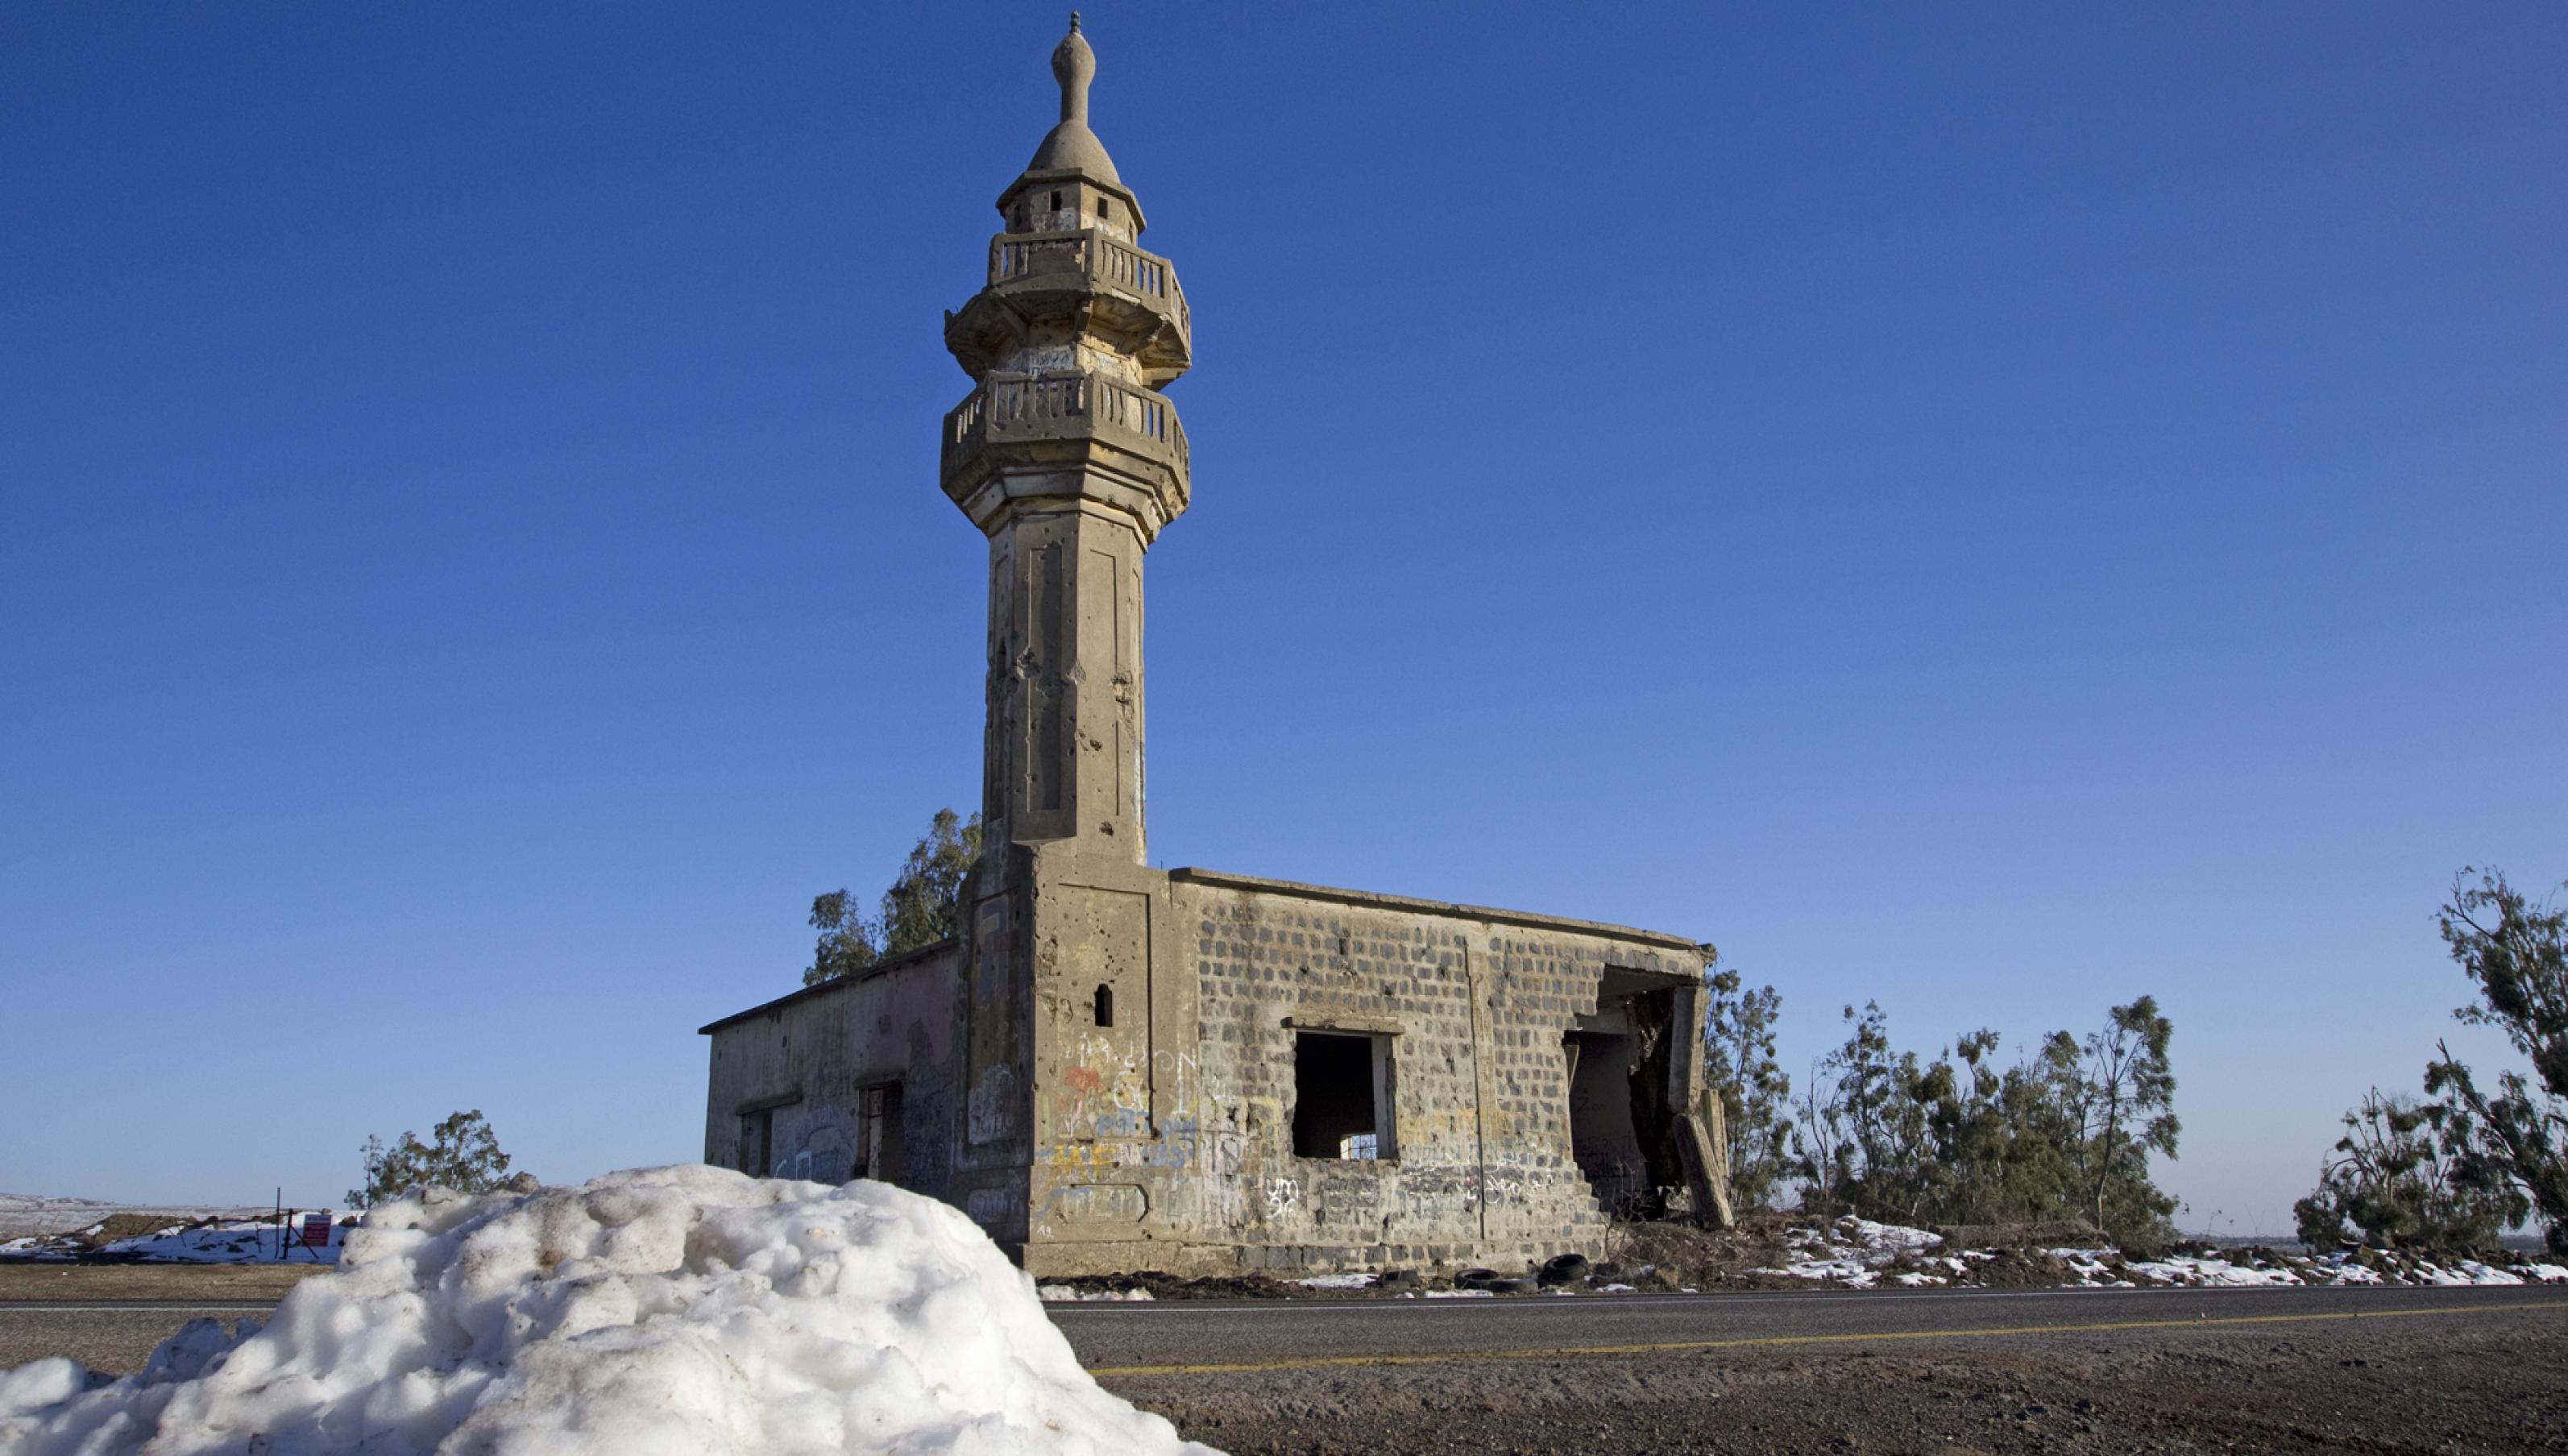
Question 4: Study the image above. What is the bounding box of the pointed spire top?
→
[1052,14,1096,127]
[999,16,1141,230]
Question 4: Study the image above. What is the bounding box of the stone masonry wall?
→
[1019,869,1703,1276]
[700,943,964,1199]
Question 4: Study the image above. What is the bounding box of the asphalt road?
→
[1049,1282,2566,1373]
[6,1280,2558,1379]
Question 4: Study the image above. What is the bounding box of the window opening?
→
[1292,1031,1396,1159]
[1049,189,1062,212]
[1099,197,1111,220]
[1093,984,1114,1027]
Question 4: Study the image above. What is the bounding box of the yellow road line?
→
[1086,1299,2568,1378]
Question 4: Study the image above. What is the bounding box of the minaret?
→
[943,15,1191,871]
[941,20,1192,1207]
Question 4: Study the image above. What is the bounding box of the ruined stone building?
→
[700,20,1720,1278]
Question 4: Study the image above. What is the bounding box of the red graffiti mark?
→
[1064,1065,1105,1094]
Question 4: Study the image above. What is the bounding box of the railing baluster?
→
[948,375,1184,475]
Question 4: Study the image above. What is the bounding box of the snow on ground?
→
[1294,1272,1375,1290]
[0,1197,272,1244]
[2048,1248,2128,1285]
[1037,1285,1156,1301]
[0,1166,1222,1456]
[2121,1254,2305,1288]
[1742,1217,2568,1292]
[1844,1217,1945,1259]
[1753,1214,1949,1286]
[2,1217,347,1265]
[2413,1259,2527,1286]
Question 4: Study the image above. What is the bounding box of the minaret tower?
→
[942,14,1190,870]
[941,19,1193,1227]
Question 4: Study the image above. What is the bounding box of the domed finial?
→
[1052,15,1096,127]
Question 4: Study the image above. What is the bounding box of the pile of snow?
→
[0,1166,1220,1456]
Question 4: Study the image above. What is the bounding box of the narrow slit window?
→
[1049,189,1062,212]
[1093,984,1114,1028]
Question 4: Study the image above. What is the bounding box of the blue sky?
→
[4,2,2562,1236]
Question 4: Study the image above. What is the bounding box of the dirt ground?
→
[0,1263,328,1302]
[1109,1306,2568,1454]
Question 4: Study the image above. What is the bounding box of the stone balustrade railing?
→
[989,230,1190,342]
[942,371,1189,485]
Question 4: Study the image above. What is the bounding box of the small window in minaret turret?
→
[1098,198,1111,222]
[1049,189,1062,213]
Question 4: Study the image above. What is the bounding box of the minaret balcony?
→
[993,228,1190,342]
[940,371,1191,539]
[944,229,1191,387]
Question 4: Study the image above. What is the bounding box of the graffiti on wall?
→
[769,1102,855,1184]
[967,1064,1018,1146]
[1048,1031,1157,1141]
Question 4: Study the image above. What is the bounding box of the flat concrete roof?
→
[696,937,956,1035]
